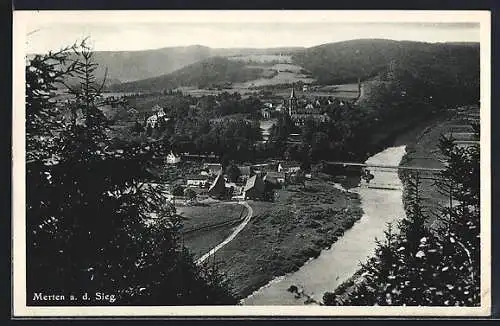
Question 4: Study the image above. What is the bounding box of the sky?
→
[19,11,483,53]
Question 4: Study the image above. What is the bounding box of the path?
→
[196,201,253,265]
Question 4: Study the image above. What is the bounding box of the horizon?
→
[22,18,480,54]
[63,37,481,54]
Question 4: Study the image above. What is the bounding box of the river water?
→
[242,145,407,305]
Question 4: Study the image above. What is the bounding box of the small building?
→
[208,172,226,198]
[287,133,303,144]
[238,165,254,180]
[263,171,286,186]
[302,85,309,92]
[261,108,271,119]
[166,151,181,164]
[146,114,158,128]
[278,161,301,173]
[128,108,139,116]
[186,175,209,187]
[203,163,223,176]
[243,175,265,200]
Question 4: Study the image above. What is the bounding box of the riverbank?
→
[243,146,407,305]
[209,174,362,299]
[322,112,455,304]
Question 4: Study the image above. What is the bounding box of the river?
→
[242,145,407,305]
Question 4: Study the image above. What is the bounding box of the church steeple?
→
[289,85,297,116]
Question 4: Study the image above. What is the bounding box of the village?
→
[136,85,345,208]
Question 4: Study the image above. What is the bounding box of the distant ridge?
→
[29,45,304,84]
[107,39,479,94]
[107,56,267,92]
[292,38,479,85]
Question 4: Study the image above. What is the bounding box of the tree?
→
[131,120,144,134]
[184,188,197,201]
[225,164,242,183]
[26,42,236,305]
[171,184,185,197]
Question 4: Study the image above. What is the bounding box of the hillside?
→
[292,39,479,89]
[107,57,266,92]
[103,39,479,102]
[85,45,214,83]
[29,45,304,84]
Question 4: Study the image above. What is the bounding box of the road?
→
[196,201,253,265]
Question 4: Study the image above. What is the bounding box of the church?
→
[287,86,330,126]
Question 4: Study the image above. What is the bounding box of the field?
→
[227,54,293,64]
[233,64,314,88]
[398,109,478,226]
[179,202,248,259]
[207,174,363,298]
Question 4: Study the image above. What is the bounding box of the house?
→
[146,114,158,128]
[278,161,301,173]
[128,108,139,116]
[166,151,181,164]
[238,165,254,180]
[243,175,265,200]
[145,105,169,129]
[302,85,309,92]
[186,175,209,187]
[287,86,329,126]
[263,171,286,186]
[203,163,223,176]
[146,112,169,129]
[208,172,226,198]
[252,163,278,173]
[261,108,271,119]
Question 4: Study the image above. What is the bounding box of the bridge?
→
[324,161,445,172]
[325,161,446,191]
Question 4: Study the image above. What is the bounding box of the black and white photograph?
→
[12,10,491,317]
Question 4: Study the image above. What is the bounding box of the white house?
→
[278,162,301,173]
[166,151,181,164]
[186,175,209,187]
[146,115,158,128]
[146,105,169,129]
[261,108,271,119]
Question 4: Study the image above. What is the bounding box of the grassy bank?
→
[179,203,247,259]
[209,174,362,299]
[398,113,460,227]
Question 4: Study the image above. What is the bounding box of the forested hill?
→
[107,57,265,92]
[87,45,214,83]
[29,45,303,84]
[292,39,480,88]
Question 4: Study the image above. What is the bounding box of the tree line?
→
[26,41,236,305]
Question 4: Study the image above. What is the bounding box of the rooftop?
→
[243,175,265,192]
[186,175,209,181]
